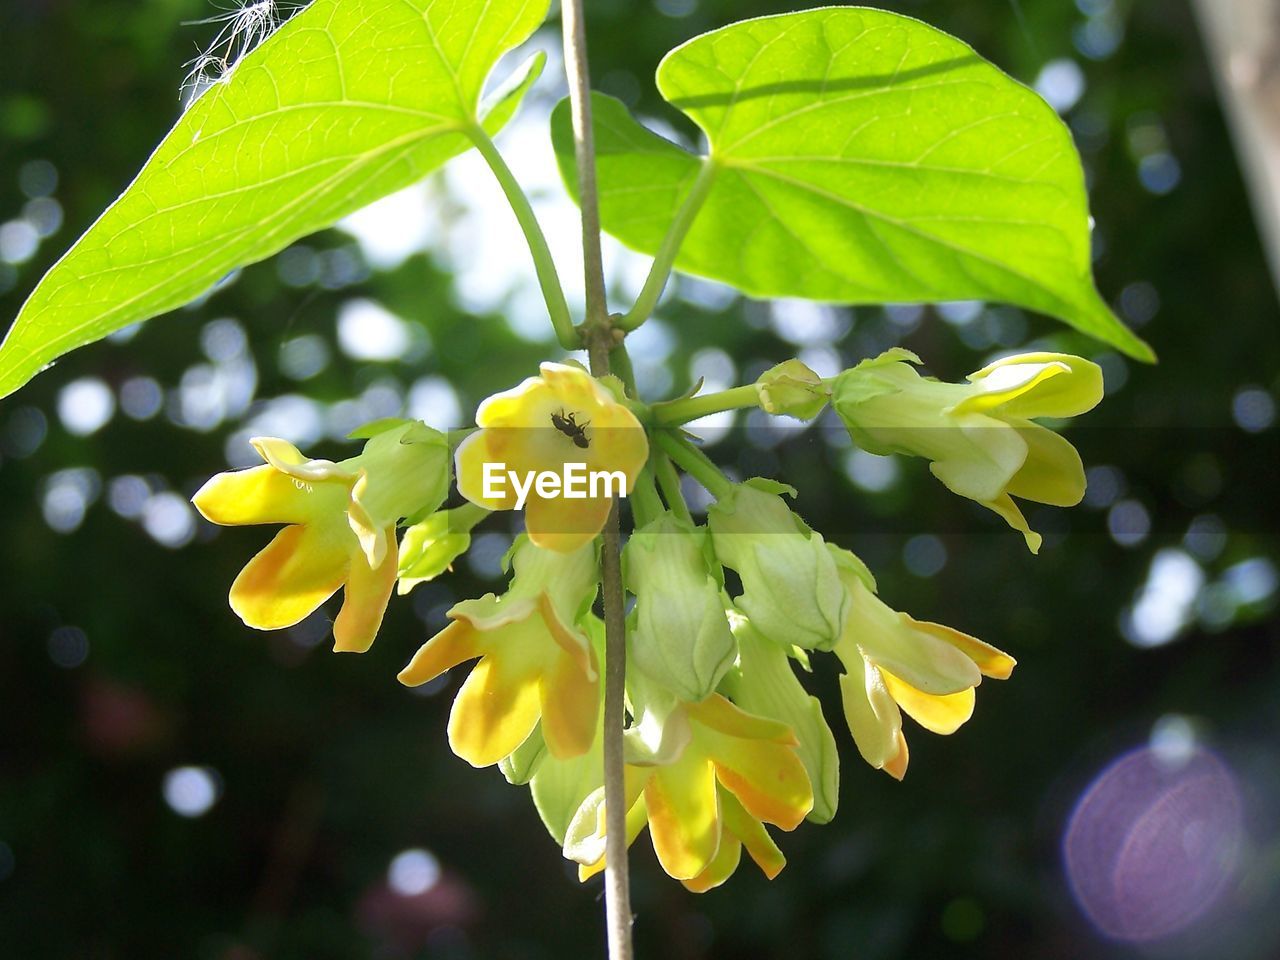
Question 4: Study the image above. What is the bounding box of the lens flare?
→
[1063,745,1243,942]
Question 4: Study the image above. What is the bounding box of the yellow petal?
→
[847,580,980,695]
[983,493,1043,554]
[251,436,348,483]
[839,660,903,771]
[1006,422,1086,507]
[881,670,975,735]
[928,415,1029,504]
[455,431,519,510]
[397,619,483,687]
[720,789,786,880]
[332,530,397,653]
[704,736,812,831]
[645,750,721,880]
[537,591,597,682]
[682,832,742,893]
[447,654,543,768]
[474,372,553,428]
[540,647,599,760]
[525,493,613,554]
[963,353,1103,419]
[909,617,1016,679]
[686,694,797,746]
[229,524,347,630]
[882,731,909,780]
[192,464,345,526]
[346,470,388,568]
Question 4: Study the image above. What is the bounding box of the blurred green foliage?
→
[1,1,1278,958]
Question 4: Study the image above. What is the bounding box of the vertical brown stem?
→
[561,2,634,958]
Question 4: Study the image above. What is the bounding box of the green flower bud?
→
[721,610,840,823]
[339,420,451,568]
[707,483,849,651]
[396,509,472,595]
[624,514,736,702]
[348,420,451,528]
[756,359,829,420]
[499,724,547,785]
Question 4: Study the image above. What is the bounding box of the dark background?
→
[1,0,1278,957]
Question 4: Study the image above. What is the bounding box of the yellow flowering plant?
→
[0,0,1156,952]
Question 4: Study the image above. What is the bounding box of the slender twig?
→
[560,1,633,957]
[469,127,578,349]
[618,160,718,331]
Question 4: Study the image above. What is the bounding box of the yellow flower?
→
[192,422,449,653]
[830,549,1015,779]
[832,350,1103,552]
[565,694,812,890]
[455,362,649,553]
[398,536,600,767]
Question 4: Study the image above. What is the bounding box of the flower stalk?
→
[655,430,734,500]
[560,0,634,955]
[654,384,760,425]
[619,159,718,331]
[469,128,577,350]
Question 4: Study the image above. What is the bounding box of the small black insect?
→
[550,409,590,449]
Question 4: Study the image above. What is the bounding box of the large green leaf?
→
[0,0,549,398]
[553,7,1153,361]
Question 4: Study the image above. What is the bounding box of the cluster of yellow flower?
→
[193,351,1102,891]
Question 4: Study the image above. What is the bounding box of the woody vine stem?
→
[559,0,635,957]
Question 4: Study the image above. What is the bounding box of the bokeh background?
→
[2,0,1278,957]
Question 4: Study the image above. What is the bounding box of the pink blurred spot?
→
[1063,747,1243,942]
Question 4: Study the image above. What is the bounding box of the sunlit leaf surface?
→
[0,0,549,398]
[554,8,1152,360]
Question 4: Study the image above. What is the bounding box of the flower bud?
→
[624,513,736,702]
[755,359,828,420]
[708,483,848,651]
[396,509,471,595]
[346,420,451,567]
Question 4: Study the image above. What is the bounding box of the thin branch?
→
[562,0,610,333]
[560,1,634,958]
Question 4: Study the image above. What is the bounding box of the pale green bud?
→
[707,483,849,651]
[624,513,736,702]
[499,724,547,785]
[396,510,471,595]
[501,533,600,628]
[756,358,829,420]
[346,420,451,527]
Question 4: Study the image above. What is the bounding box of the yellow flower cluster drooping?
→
[194,350,1102,892]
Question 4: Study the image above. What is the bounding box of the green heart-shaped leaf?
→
[554,7,1152,361]
[0,0,550,398]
